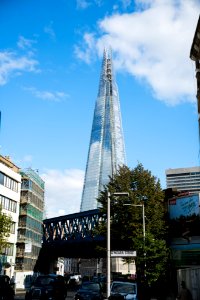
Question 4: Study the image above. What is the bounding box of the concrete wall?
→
[177,267,200,300]
[15,271,34,290]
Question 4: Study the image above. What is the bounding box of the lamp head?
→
[112,192,129,197]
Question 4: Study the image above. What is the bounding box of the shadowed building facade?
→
[80,49,126,212]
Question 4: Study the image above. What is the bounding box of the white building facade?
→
[0,155,21,278]
[166,167,200,194]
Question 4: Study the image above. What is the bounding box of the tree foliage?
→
[95,163,169,285]
[0,206,12,254]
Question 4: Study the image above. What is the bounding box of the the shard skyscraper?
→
[80,49,126,212]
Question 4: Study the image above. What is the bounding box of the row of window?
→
[2,243,14,256]
[21,191,44,210]
[167,177,200,182]
[18,228,42,243]
[0,195,17,213]
[166,172,200,177]
[20,204,43,220]
[167,182,200,187]
[15,257,36,271]
[19,215,42,232]
[21,179,44,198]
[16,243,40,257]
[0,173,45,200]
[167,183,200,189]
[0,172,18,192]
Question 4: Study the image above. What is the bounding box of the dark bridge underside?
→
[34,237,106,273]
[35,209,132,273]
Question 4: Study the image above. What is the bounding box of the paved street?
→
[14,289,76,300]
[14,290,26,300]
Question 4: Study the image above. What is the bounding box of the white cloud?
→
[76,0,91,9]
[23,86,69,102]
[74,33,95,63]
[75,0,200,105]
[0,51,38,85]
[41,169,84,218]
[44,22,56,40]
[17,36,36,50]
[120,0,132,9]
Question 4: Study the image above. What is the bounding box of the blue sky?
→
[0,0,200,218]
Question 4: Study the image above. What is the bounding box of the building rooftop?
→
[166,166,200,175]
[190,15,200,61]
[0,155,20,173]
[20,168,45,189]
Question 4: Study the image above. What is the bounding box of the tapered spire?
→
[80,49,126,212]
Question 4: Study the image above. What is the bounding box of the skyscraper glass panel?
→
[80,49,126,212]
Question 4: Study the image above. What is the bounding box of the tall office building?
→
[166,167,200,194]
[80,49,126,212]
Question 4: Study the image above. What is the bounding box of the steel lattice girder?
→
[42,209,105,244]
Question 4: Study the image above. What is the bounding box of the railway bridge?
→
[35,209,106,273]
[35,208,132,273]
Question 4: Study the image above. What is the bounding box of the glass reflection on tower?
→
[80,49,126,212]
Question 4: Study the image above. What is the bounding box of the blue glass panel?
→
[80,49,126,212]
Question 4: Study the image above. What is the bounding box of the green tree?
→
[95,163,169,286]
[0,206,12,254]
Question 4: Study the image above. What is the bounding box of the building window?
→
[0,172,18,192]
[10,222,16,234]
[21,179,30,190]
[2,243,14,256]
[0,195,17,213]
[0,173,4,185]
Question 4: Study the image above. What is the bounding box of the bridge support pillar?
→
[49,258,58,274]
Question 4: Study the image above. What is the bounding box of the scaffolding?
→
[15,168,45,272]
[20,168,45,190]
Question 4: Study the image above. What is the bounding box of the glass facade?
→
[80,49,126,212]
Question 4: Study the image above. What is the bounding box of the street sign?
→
[25,242,32,253]
[111,250,136,257]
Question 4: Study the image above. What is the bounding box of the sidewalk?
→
[15,289,25,294]
[14,289,26,300]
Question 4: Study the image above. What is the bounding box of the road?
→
[14,290,26,300]
[14,289,76,300]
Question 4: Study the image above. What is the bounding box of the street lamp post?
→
[107,191,129,299]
